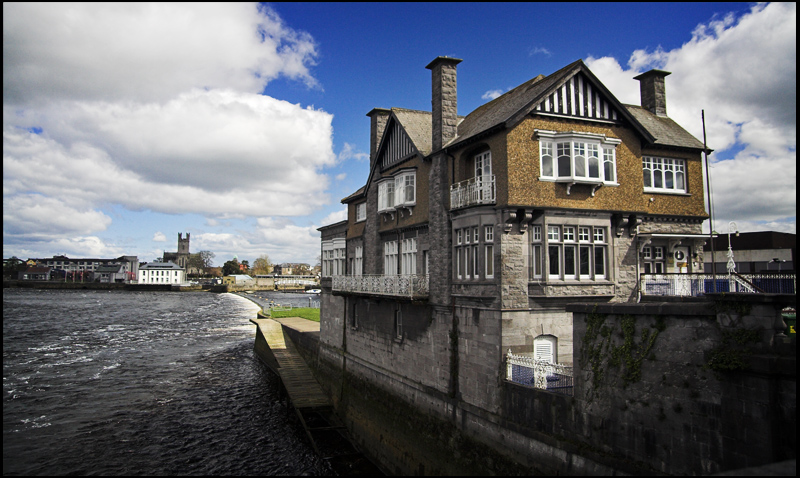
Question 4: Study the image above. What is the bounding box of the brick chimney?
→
[426,56,462,151]
[366,108,391,168]
[633,69,671,117]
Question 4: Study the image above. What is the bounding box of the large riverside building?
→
[319,56,708,387]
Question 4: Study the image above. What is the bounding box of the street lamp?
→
[726,222,739,275]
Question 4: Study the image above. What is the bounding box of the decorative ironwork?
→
[332,274,429,299]
[450,175,496,209]
[641,273,796,297]
[505,350,574,396]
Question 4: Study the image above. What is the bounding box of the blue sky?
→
[3,2,796,266]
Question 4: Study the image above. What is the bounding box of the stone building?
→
[163,232,193,272]
[317,57,713,471]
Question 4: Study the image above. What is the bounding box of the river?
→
[2,288,332,475]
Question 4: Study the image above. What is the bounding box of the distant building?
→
[93,264,128,283]
[138,262,185,284]
[18,266,51,281]
[163,233,193,272]
[31,255,138,282]
[705,231,795,273]
[222,274,254,286]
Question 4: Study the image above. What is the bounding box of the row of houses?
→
[13,255,187,285]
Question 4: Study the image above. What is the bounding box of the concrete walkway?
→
[250,317,330,410]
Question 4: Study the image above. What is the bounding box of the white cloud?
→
[152,232,167,242]
[3,3,340,259]
[319,208,348,227]
[338,142,369,162]
[529,46,552,57]
[482,89,505,101]
[586,2,796,233]
[3,3,319,105]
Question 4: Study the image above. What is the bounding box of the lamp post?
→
[726,221,738,275]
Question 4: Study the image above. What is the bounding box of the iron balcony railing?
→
[332,274,429,299]
[640,272,796,297]
[450,174,496,209]
[505,351,574,396]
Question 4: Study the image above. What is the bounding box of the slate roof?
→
[95,264,123,273]
[624,105,707,151]
[140,262,183,270]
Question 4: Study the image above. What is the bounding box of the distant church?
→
[163,233,191,270]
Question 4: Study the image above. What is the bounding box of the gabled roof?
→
[445,59,705,152]
[390,108,433,157]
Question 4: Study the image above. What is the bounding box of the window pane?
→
[564,245,576,276]
[595,247,606,277]
[485,245,494,277]
[580,245,591,275]
[549,246,560,276]
[532,244,542,277]
[588,156,599,178]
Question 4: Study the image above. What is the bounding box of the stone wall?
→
[566,295,796,474]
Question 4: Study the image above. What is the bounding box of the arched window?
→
[534,335,557,364]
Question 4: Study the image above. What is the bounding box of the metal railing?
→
[505,351,573,396]
[450,175,496,209]
[641,273,796,297]
[332,274,429,299]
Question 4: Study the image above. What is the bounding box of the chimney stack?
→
[366,108,391,168]
[633,69,671,117]
[426,56,462,151]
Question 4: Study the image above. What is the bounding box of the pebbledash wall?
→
[311,291,795,475]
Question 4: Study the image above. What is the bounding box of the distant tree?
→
[293,263,311,275]
[4,256,26,279]
[252,254,273,275]
[207,267,222,277]
[222,258,240,276]
[187,250,215,273]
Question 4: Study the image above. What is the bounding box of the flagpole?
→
[702,110,716,292]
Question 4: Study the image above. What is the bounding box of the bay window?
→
[378,170,416,213]
[537,130,620,189]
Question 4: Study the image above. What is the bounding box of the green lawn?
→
[268,307,320,322]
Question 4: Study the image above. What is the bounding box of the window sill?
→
[644,188,691,196]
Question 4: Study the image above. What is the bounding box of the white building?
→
[138,262,185,284]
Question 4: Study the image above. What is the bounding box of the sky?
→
[3,2,796,267]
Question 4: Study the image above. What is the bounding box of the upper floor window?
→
[642,157,686,193]
[378,170,416,212]
[356,203,366,222]
[378,180,395,212]
[475,150,492,178]
[537,130,620,186]
[535,224,607,281]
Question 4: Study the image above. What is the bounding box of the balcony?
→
[450,175,495,209]
[640,272,796,297]
[505,351,573,396]
[332,274,429,299]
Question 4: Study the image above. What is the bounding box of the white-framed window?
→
[642,157,686,193]
[537,130,621,184]
[394,171,416,207]
[531,225,543,279]
[544,225,608,280]
[321,239,346,277]
[394,309,403,338]
[643,245,665,273]
[454,225,496,281]
[354,245,363,276]
[401,237,417,274]
[378,180,395,212]
[384,240,398,275]
[356,203,366,222]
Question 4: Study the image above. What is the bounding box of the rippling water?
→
[3,288,332,475]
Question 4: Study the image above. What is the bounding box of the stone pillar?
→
[426,57,462,151]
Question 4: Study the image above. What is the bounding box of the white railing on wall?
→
[641,273,796,297]
[450,175,496,209]
[505,350,574,396]
[332,274,429,299]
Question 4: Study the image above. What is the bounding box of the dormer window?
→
[378,179,395,212]
[537,130,620,195]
